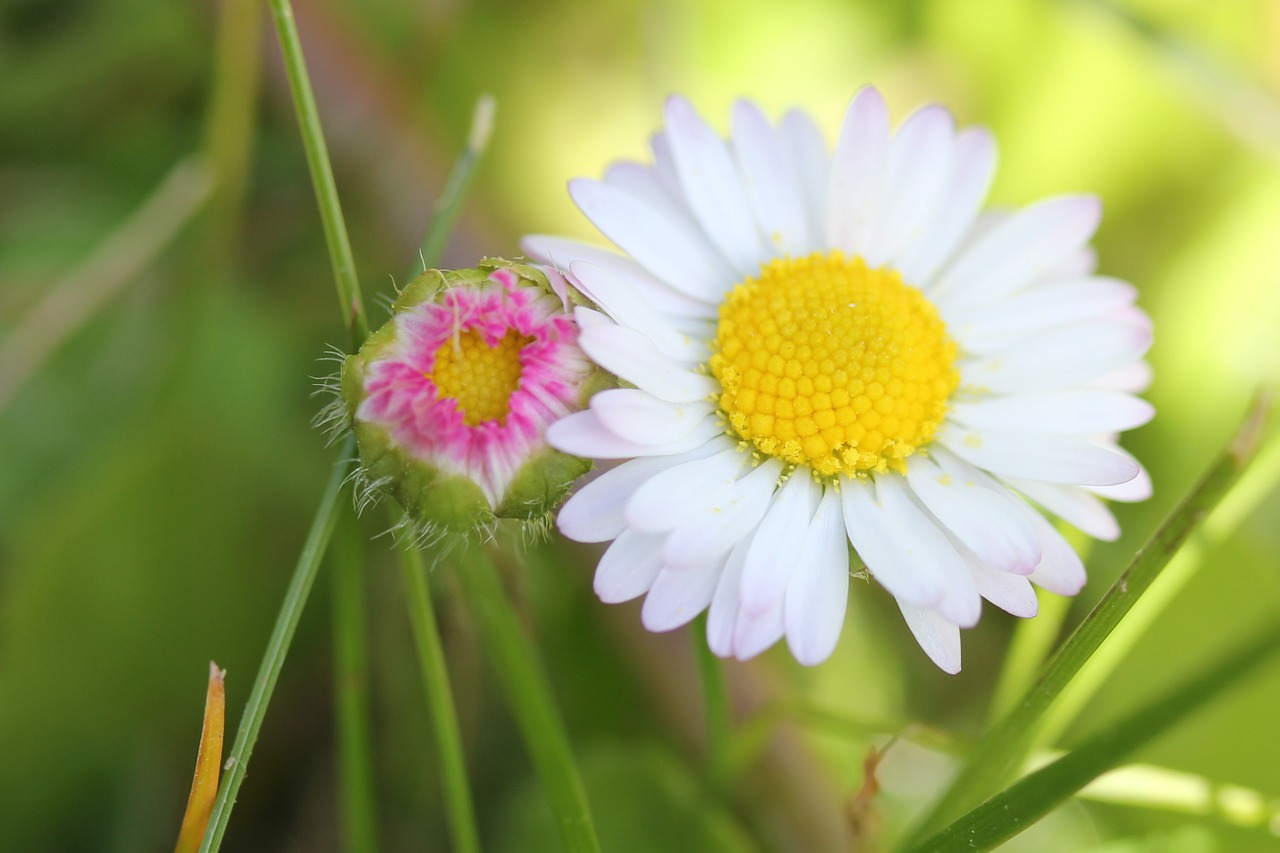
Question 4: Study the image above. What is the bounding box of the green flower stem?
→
[199,438,354,853]
[452,546,601,853]
[692,616,733,795]
[395,522,481,853]
[267,0,369,348]
[332,509,380,853]
[987,527,1092,722]
[414,95,497,273]
[901,394,1272,847]
[904,616,1280,853]
[987,593,1072,722]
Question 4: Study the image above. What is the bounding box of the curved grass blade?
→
[902,393,1272,845]
[903,616,1280,853]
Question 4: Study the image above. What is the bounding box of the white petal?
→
[905,457,1041,574]
[649,131,684,198]
[948,389,1155,435]
[1049,245,1098,278]
[706,539,751,657]
[960,319,1152,394]
[784,489,850,665]
[547,410,722,459]
[779,108,828,254]
[594,529,666,603]
[1090,360,1154,393]
[663,459,783,569]
[841,476,982,627]
[841,476,946,608]
[590,388,715,446]
[937,425,1141,487]
[524,235,718,319]
[740,472,819,615]
[572,306,613,329]
[557,445,720,543]
[578,322,718,403]
[876,476,982,627]
[934,195,1101,310]
[898,127,996,287]
[898,603,962,674]
[626,445,747,532]
[947,276,1137,351]
[1006,477,1121,541]
[1018,503,1087,595]
[732,595,786,661]
[730,99,810,257]
[826,87,890,256]
[1087,463,1152,502]
[664,95,767,275]
[642,561,723,632]
[569,177,734,303]
[865,104,954,268]
[603,160,696,230]
[967,558,1039,618]
[566,261,710,363]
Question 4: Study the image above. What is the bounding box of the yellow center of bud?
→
[710,252,959,477]
[431,329,531,426]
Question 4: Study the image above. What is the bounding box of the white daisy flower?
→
[524,88,1153,672]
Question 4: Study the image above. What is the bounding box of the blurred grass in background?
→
[2,0,1279,850]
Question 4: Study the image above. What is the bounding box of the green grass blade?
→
[452,546,601,853]
[267,0,369,347]
[1033,424,1280,752]
[902,393,1272,845]
[903,617,1280,853]
[692,615,733,796]
[198,437,354,853]
[414,95,497,274]
[397,528,481,853]
[332,509,380,853]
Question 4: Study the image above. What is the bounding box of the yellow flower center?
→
[430,329,531,426]
[710,252,959,477]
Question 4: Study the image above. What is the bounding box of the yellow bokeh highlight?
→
[710,252,959,477]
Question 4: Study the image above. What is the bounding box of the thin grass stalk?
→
[198,439,354,852]
[452,546,601,853]
[397,528,481,853]
[904,617,1280,853]
[332,510,380,853]
[1033,425,1280,749]
[900,394,1272,846]
[266,0,369,347]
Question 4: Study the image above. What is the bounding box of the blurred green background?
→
[3,0,1280,850]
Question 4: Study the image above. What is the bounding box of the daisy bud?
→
[341,259,594,536]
